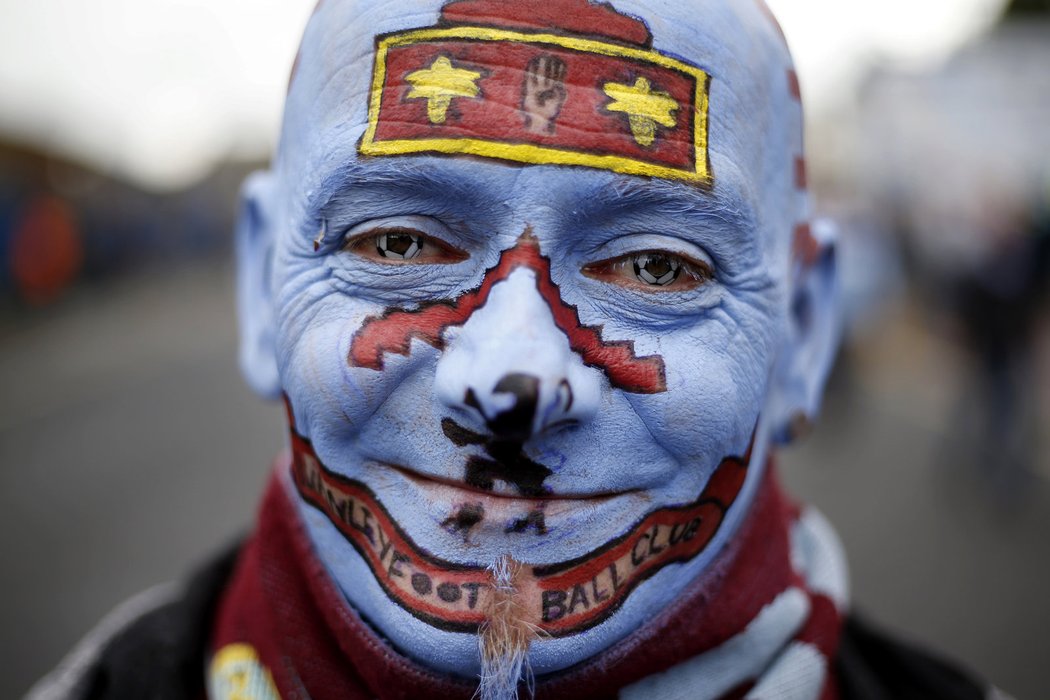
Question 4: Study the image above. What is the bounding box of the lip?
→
[383,461,638,505]
[365,460,656,549]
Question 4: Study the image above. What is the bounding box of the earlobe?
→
[770,219,840,445]
[235,171,282,399]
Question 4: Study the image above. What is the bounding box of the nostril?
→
[557,378,574,412]
[537,378,574,432]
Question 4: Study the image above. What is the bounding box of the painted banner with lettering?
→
[291,427,749,636]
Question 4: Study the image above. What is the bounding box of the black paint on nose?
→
[468,373,540,442]
[448,374,553,498]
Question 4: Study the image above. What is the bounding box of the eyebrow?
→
[312,159,489,213]
[312,157,758,249]
[580,174,757,234]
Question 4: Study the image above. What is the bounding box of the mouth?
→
[379,461,648,542]
[384,462,638,505]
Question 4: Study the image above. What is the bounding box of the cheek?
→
[276,292,416,443]
[628,324,774,463]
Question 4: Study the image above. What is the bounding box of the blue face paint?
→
[236,0,839,678]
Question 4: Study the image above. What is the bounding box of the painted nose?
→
[465,373,542,442]
[435,267,600,441]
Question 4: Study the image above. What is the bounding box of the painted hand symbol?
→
[522,55,568,135]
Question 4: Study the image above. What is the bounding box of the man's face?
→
[239,0,818,676]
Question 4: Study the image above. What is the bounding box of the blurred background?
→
[1,0,1047,697]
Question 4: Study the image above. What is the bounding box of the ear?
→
[769,218,840,445]
[235,171,282,399]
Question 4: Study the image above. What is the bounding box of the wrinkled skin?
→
[237,0,837,677]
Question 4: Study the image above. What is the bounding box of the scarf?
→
[208,448,848,700]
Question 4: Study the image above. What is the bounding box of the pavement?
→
[1,259,1047,698]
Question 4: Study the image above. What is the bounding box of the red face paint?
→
[792,221,820,268]
[348,233,668,393]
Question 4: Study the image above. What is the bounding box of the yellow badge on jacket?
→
[208,644,280,700]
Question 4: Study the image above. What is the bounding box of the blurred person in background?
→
[856,0,1050,505]
[948,183,1050,496]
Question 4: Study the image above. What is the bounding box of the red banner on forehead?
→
[359,27,711,184]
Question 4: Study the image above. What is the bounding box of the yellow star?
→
[603,77,679,147]
[405,55,482,124]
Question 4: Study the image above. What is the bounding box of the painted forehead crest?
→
[359,0,712,184]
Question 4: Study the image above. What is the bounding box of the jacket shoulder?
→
[26,543,241,700]
[836,613,1006,700]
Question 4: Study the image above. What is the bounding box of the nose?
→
[435,267,600,441]
[465,373,542,442]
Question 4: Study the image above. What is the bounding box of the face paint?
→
[359,24,711,183]
[242,0,813,680]
[349,233,666,394]
[289,406,753,636]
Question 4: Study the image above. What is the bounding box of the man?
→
[30,0,1000,698]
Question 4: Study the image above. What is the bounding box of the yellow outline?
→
[360,26,711,185]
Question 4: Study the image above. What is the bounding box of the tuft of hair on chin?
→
[476,555,542,700]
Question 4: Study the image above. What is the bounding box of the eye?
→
[342,227,469,264]
[582,250,713,291]
[375,230,422,260]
